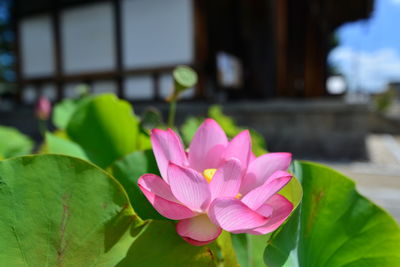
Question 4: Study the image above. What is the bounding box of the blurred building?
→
[12,0,373,104]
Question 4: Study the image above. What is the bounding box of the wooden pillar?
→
[193,0,208,99]
[12,0,22,103]
[112,0,124,98]
[304,1,328,97]
[51,0,64,101]
[275,0,288,97]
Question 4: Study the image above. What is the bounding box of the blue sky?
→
[329,0,400,92]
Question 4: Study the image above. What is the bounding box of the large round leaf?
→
[264,161,400,267]
[0,126,33,158]
[0,154,142,266]
[66,94,139,168]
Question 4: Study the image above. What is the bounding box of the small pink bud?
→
[35,96,51,120]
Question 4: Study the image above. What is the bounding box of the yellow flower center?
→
[203,168,242,199]
[203,169,217,183]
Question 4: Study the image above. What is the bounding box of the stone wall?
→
[136,100,369,161]
[0,99,369,161]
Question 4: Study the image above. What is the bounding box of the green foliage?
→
[264,161,400,267]
[66,94,140,168]
[9,91,398,266]
[109,150,164,220]
[140,108,164,131]
[45,132,88,160]
[248,129,268,157]
[137,130,153,151]
[209,105,268,155]
[50,94,150,165]
[0,154,224,267]
[47,93,155,217]
[181,116,204,145]
[229,175,302,267]
[0,125,33,158]
[374,87,396,113]
[52,96,91,129]
[0,154,142,266]
[216,231,240,267]
[118,220,219,267]
[208,105,238,137]
[232,234,271,267]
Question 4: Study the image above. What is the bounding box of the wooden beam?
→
[19,65,190,85]
[17,0,110,18]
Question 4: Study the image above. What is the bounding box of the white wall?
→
[20,15,54,78]
[124,76,154,100]
[64,82,83,98]
[92,80,117,95]
[22,86,36,104]
[19,0,195,101]
[42,84,57,101]
[61,2,116,74]
[122,0,194,68]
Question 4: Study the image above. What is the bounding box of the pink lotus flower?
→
[138,119,294,245]
[35,96,52,120]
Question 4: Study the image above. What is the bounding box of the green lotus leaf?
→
[0,154,142,266]
[45,132,88,160]
[264,161,400,267]
[52,96,91,130]
[66,94,139,168]
[0,125,33,158]
[118,220,219,267]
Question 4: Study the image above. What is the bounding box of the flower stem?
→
[38,119,47,138]
[168,97,177,128]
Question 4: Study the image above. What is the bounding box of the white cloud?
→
[329,47,400,92]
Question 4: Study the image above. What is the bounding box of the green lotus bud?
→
[173,65,198,93]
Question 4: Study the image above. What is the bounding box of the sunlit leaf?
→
[208,105,268,154]
[66,94,139,168]
[45,132,88,160]
[232,234,271,267]
[0,125,33,158]
[264,161,400,267]
[180,116,203,146]
[0,154,142,266]
[141,108,164,131]
[52,96,91,129]
[108,150,163,220]
[216,231,240,267]
[118,220,218,267]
